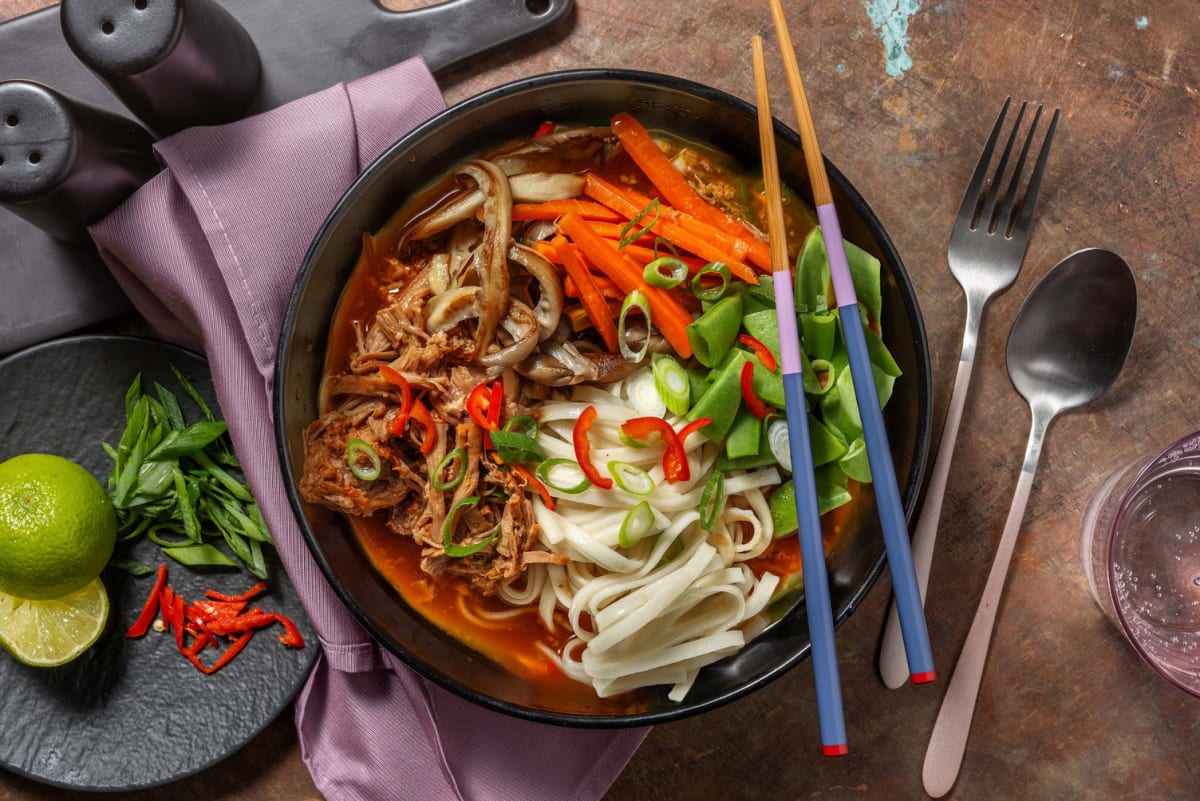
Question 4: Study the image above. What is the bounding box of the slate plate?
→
[0,335,317,791]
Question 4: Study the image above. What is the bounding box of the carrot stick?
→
[558,213,694,358]
[512,199,623,222]
[584,174,760,283]
[554,236,620,352]
[610,112,773,269]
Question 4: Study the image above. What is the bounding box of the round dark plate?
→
[275,69,932,727]
[0,335,317,792]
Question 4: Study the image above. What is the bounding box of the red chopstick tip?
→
[823,743,849,757]
[910,670,937,684]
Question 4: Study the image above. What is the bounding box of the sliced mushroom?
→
[457,160,512,359]
[508,243,563,340]
[424,286,480,333]
[478,300,540,372]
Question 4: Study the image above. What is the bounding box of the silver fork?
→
[878,97,1060,689]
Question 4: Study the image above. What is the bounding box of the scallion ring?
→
[502,414,538,439]
[608,460,655,496]
[643,256,688,289]
[691,261,732,302]
[618,198,660,248]
[699,470,725,531]
[651,353,690,416]
[618,501,657,548]
[535,458,592,494]
[442,496,499,558]
[346,437,382,482]
[766,419,792,473]
[431,447,467,491]
[618,290,653,362]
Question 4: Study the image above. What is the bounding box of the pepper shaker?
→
[0,80,157,244]
[60,0,262,136]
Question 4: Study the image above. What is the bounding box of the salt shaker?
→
[0,80,157,244]
[60,0,262,135]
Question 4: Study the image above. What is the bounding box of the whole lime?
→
[0,454,117,600]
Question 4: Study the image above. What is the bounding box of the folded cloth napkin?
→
[88,57,649,801]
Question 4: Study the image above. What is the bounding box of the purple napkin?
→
[88,57,649,801]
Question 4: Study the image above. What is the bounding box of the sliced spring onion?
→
[618,501,657,548]
[535,458,592,494]
[651,354,690,416]
[767,418,792,473]
[608,461,656,496]
[691,261,732,302]
[442,496,499,558]
[431,447,467,491]
[488,429,545,464]
[618,290,653,362]
[643,256,688,289]
[618,430,650,449]
[807,357,836,396]
[699,470,725,531]
[346,438,381,482]
[618,198,660,247]
[502,415,539,438]
[625,368,667,417]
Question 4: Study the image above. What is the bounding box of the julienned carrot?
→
[584,174,760,283]
[559,213,694,358]
[610,113,773,269]
[554,235,620,352]
[512,199,622,222]
[602,241,706,272]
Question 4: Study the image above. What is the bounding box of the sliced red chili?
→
[621,416,694,484]
[409,400,437,455]
[379,364,414,435]
[466,382,493,430]
[740,362,774,419]
[512,463,556,511]
[487,380,504,428]
[534,121,555,138]
[738,333,778,372]
[677,417,712,444]
[125,563,167,638]
[620,416,676,446]
[188,630,254,675]
[272,613,306,648]
[206,612,278,636]
[204,582,267,603]
[573,405,613,489]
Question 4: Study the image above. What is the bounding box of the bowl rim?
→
[273,67,932,727]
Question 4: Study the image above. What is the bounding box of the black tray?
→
[0,0,573,354]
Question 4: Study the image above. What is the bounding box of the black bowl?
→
[274,69,932,727]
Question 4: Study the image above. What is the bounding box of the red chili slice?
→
[466,382,494,430]
[379,364,414,435]
[188,630,254,675]
[740,362,774,419]
[512,463,556,511]
[125,563,167,638]
[738,333,778,372]
[409,400,437,455]
[204,582,267,603]
[573,405,613,489]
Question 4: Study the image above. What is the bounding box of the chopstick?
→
[750,34,847,757]
[765,0,937,685]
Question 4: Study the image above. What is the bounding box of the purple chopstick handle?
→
[772,271,803,374]
[817,203,857,308]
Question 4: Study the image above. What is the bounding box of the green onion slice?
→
[652,353,690,416]
[535,458,592,494]
[618,501,657,547]
[618,198,660,248]
[346,437,382,482]
[442,495,499,557]
[643,256,688,289]
[502,415,539,439]
[488,429,545,464]
[608,460,655,496]
[767,419,792,473]
[618,430,650,449]
[700,470,725,531]
[432,447,467,491]
[618,290,653,362]
[691,261,732,302]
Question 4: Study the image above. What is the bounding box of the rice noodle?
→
[495,377,782,700]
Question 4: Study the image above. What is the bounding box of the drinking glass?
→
[1080,430,1200,697]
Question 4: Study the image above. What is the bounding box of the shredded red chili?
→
[409,400,437,455]
[126,566,305,675]
[512,463,556,511]
[738,333,778,372]
[740,362,775,419]
[572,405,613,489]
[620,416,708,484]
[379,364,414,435]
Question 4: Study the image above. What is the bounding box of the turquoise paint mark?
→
[1135,15,1149,29]
[837,63,847,73]
[862,0,924,77]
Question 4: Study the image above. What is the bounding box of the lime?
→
[0,453,117,600]
[0,578,110,667]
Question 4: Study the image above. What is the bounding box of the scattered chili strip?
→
[126,565,305,675]
[740,362,775,419]
[738,333,778,372]
[572,405,613,489]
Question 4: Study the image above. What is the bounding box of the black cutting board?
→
[0,0,573,355]
[0,335,319,791]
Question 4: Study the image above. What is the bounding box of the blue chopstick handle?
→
[839,302,936,680]
[782,370,847,753]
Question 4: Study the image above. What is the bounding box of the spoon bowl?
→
[923,247,1137,797]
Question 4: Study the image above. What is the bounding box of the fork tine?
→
[955,96,1011,229]
[977,100,1028,232]
[1011,106,1060,238]
[995,103,1043,234]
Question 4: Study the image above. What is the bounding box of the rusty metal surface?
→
[2,1,1199,799]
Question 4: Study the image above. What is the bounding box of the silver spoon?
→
[922,248,1137,797]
